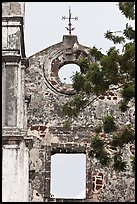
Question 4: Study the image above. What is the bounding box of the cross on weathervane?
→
[62,7,78,35]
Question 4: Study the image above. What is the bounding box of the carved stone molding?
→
[2,135,33,149]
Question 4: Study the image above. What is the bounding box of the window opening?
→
[58,64,80,84]
[50,153,86,199]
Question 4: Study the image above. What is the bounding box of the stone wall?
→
[2,140,29,202]
[2,2,135,202]
[25,35,135,202]
[2,2,30,202]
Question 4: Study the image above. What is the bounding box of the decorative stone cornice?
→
[2,16,24,24]
[2,127,27,137]
[2,135,33,149]
[2,136,24,146]
[2,55,21,63]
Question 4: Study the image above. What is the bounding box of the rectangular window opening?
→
[50,153,86,199]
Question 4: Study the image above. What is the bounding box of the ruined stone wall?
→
[25,35,135,202]
[2,2,25,54]
[2,2,135,202]
[2,2,31,202]
[2,140,29,202]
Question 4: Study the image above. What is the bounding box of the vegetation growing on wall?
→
[62,2,135,172]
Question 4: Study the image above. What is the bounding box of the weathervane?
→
[62,7,78,35]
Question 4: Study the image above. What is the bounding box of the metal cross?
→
[62,7,78,35]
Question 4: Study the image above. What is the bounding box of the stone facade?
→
[2,2,135,202]
[2,2,32,202]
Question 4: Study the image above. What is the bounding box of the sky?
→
[24,2,134,57]
[24,2,134,198]
[50,154,86,198]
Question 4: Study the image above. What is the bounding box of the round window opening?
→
[58,64,80,84]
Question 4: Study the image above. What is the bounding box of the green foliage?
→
[97,150,110,166]
[103,115,117,133]
[118,2,135,20]
[91,135,104,149]
[94,124,102,133]
[62,2,135,172]
[89,46,103,61]
[90,63,103,85]
[112,127,135,147]
[77,57,89,74]
[119,83,135,112]
[113,152,126,171]
[104,31,125,44]
[71,72,85,92]
[124,23,135,41]
[100,49,120,85]
[121,84,135,101]
[120,43,135,78]
[107,46,120,59]
[119,100,128,112]
[83,80,92,95]
[88,63,110,95]
[62,94,87,118]
[63,120,72,129]
[62,103,77,117]
[73,94,87,111]
[89,135,110,166]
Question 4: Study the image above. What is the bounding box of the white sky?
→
[24,2,134,57]
[24,2,134,199]
[51,154,86,198]
[58,64,80,84]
